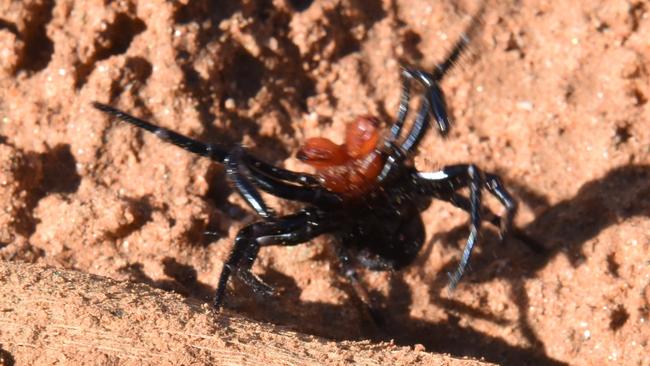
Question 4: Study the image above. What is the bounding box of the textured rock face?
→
[0,1,649,365]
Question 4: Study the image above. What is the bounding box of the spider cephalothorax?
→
[92,12,525,316]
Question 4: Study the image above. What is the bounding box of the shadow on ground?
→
[406,164,650,365]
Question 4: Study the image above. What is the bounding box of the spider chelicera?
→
[92,17,525,314]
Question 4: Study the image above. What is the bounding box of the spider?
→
[92,16,523,314]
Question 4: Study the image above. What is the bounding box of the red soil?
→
[1,1,649,365]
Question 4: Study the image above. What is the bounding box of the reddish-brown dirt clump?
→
[1,1,649,365]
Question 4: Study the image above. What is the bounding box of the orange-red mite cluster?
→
[297,116,385,196]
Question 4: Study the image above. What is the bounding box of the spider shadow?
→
[378,275,568,366]
[225,267,382,340]
[228,265,568,365]
[409,163,650,364]
[215,263,562,366]
[118,257,215,303]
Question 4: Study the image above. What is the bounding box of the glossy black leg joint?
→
[213,210,332,309]
[336,246,386,327]
[416,164,518,289]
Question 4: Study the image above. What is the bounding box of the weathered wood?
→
[0,261,493,366]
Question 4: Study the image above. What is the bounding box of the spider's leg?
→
[336,246,385,326]
[388,30,470,151]
[417,165,549,281]
[339,254,371,305]
[93,103,340,216]
[245,159,343,208]
[415,165,485,289]
[247,156,321,187]
[407,69,450,137]
[395,6,484,145]
[448,164,482,289]
[225,147,275,219]
[396,71,451,153]
[387,69,413,145]
[397,8,481,144]
[400,97,433,153]
[431,3,483,82]
[416,165,517,231]
[93,102,320,188]
[214,210,332,309]
[446,194,505,230]
[92,102,228,161]
[446,193,546,254]
[483,173,517,237]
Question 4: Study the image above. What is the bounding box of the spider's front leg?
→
[388,7,483,148]
[415,164,517,289]
[224,147,276,219]
[214,209,333,309]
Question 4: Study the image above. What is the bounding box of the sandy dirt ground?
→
[0,0,649,365]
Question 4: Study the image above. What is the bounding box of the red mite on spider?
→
[92,12,539,320]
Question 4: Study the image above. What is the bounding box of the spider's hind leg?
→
[335,246,387,327]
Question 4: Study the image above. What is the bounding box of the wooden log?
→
[0,261,493,366]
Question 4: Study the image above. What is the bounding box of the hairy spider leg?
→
[214,209,333,309]
[432,2,484,81]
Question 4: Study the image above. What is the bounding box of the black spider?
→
[92,15,527,315]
